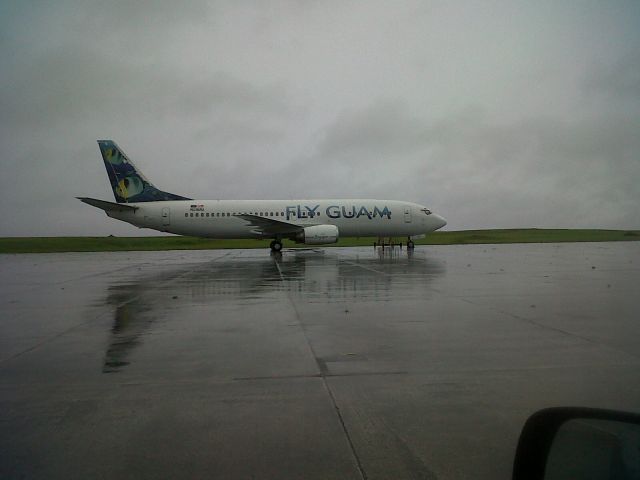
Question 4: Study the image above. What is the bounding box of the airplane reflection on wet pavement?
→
[101,248,446,373]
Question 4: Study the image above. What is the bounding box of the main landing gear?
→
[372,237,415,255]
[269,240,283,253]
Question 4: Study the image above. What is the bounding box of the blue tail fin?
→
[98,140,191,203]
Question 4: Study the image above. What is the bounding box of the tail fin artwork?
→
[98,140,191,203]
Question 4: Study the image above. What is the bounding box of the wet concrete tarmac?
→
[1,243,640,479]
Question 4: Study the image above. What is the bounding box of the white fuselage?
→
[106,199,446,239]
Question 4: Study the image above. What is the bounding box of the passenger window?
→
[185,213,188,217]
[190,213,194,217]
[206,213,210,217]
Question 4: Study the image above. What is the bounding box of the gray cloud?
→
[262,102,639,229]
[1,1,639,236]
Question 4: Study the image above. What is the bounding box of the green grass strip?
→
[0,229,638,254]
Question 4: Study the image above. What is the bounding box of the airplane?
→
[78,140,447,252]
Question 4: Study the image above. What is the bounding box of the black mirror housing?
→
[513,407,640,480]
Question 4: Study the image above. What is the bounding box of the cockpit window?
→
[421,208,432,215]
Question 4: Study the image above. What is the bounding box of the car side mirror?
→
[512,407,640,480]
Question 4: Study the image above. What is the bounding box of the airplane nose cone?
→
[434,214,447,230]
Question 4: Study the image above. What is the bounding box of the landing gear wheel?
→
[407,240,415,249]
[270,240,283,252]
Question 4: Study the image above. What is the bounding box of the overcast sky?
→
[1,1,639,236]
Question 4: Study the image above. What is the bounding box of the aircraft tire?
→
[407,240,415,249]
[271,240,283,252]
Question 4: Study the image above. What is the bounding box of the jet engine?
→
[295,225,339,245]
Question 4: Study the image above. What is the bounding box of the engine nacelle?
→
[295,224,339,245]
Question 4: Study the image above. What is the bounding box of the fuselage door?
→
[404,206,411,223]
[161,207,170,226]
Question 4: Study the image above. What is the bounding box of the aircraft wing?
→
[235,214,310,236]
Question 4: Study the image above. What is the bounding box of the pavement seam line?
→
[273,256,368,480]
[457,296,640,361]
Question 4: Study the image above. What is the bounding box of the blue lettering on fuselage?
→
[324,205,391,220]
[327,205,340,219]
[357,206,372,219]
[286,204,320,219]
[342,206,355,218]
[305,205,320,217]
[287,204,392,220]
[285,206,297,220]
[373,206,392,219]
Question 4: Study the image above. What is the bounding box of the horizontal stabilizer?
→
[77,197,139,212]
